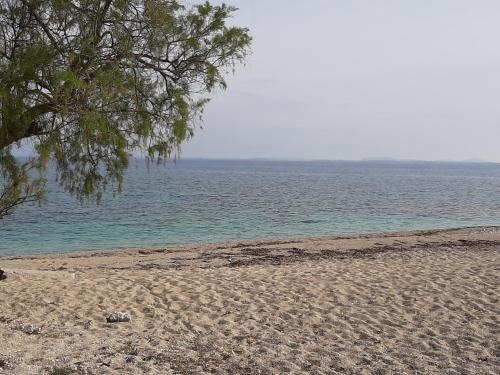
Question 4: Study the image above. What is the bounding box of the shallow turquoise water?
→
[1,159,500,255]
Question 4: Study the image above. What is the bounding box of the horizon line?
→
[13,154,500,164]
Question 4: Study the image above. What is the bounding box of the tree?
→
[0,0,251,218]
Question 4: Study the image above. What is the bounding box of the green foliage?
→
[0,151,46,218]
[0,0,251,217]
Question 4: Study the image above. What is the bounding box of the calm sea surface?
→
[1,159,500,256]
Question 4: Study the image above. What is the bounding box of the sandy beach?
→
[0,227,499,374]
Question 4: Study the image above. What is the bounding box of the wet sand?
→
[0,227,499,374]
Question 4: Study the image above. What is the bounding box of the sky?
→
[181,0,500,162]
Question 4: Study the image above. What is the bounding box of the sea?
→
[1,159,500,256]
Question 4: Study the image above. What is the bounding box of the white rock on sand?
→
[21,324,41,335]
[106,312,131,323]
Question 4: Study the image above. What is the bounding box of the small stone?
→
[0,356,14,370]
[22,324,41,335]
[125,356,136,364]
[0,269,6,280]
[106,312,131,323]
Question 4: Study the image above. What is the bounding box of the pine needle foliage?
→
[0,0,251,217]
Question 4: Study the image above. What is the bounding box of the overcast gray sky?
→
[182,0,500,161]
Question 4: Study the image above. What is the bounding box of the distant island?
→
[361,157,493,163]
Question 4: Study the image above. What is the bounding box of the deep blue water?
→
[2,159,500,256]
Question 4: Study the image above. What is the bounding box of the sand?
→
[0,227,499,374]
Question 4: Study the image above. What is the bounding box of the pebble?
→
[0,356,14,370]
[106,312,131,323]
[0,269,6,280]
[22,324,42,335]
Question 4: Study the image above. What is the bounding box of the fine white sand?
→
[0,227,499,374]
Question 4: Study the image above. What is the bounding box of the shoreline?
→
[2,224,500,263]
[1,225,499,374]
[2,225,500,276]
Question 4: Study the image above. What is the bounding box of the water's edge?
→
[3,225,498,260]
